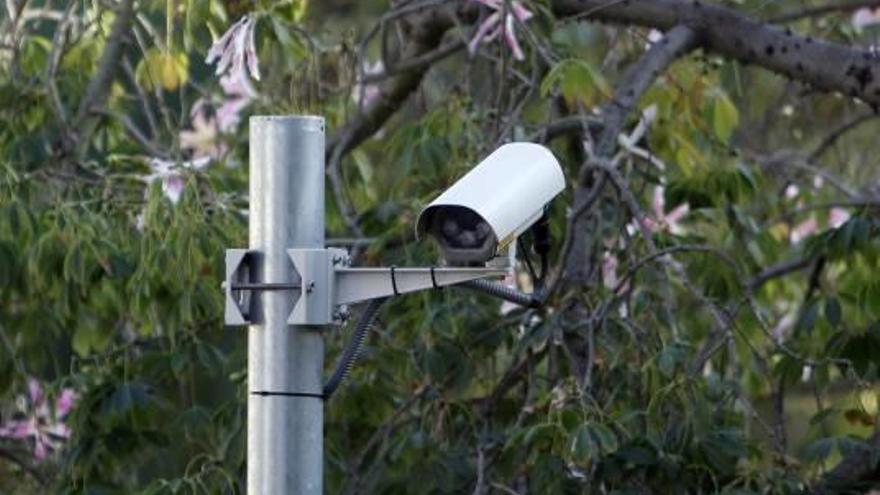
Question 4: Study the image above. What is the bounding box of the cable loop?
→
[390,265,400,296]
[430,266,441,289]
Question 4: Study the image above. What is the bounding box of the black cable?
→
[530,211,552,284]
[430,266,441,289]
[323,297,388,399]
[517,237,539,283]
[458,279,544,308]
[390,265,399,295]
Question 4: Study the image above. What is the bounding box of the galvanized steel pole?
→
[248,116,325,494]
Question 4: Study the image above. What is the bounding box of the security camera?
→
[416,143,565,265]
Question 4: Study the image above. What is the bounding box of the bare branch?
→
[810,111,877,160]
[748,257,812,292]
[74,0,134,126]
[326,2,478,162]
[558,25,698,288]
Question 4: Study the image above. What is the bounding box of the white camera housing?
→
[416,142,565,265]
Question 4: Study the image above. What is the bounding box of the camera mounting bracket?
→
[223,248,508,326]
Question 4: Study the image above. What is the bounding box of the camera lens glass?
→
[434,207,491,248]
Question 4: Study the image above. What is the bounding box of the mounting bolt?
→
[306,281,315,293]
[332,305,350,323]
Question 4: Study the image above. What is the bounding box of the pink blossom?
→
[602,252,619,290]
[828,207,851,228]
[205,16,260,92]
[0,378,77,462]
[468,0,534,61]
[179,73,255,160]
[352,60,384,107]
[215,73,257,132]
[790,216,818,244]
[55,389,76,418]
[145,156,211,205]
[215,98,251,133]
[180,101,226,159]
[853,8,880,28]
[631,186,689,235]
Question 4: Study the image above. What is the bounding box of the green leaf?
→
[591,423,619,454]
[799,302,819,333]
[810,408,838,427]
[571,425,597,463]
[712,92,739,142]
[196,341,227,373]
[825,297,842,328]
[540,59,610,106]
[803,437,835,461]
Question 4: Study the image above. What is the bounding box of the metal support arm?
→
[224,247,508,326]
[334,266,507,304]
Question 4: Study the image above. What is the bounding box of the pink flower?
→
[602,252,620,290]
[180,100,226,159]
[212,73,257,133]
[829,207,851,229]
[205,16,260,92]
[0,378,77,462]
[179,16,261,168]
[467,0,534,61]
[352,60,384,107]
[630,186,689,235]
[145,156,211,205]
[853,8,880,28]
[791,216,818,244]
[178,72,255,160]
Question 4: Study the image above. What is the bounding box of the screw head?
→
[332,304,350,323]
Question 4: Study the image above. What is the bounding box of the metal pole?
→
[248,115,325,494]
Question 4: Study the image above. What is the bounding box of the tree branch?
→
[326,2,477,162]
[552,0,880,107]
[66,0,134,161]
[809,111,877,160]
[559,25,698,287]
[74,0,134,126]
[747,257,812,292]
[332,0,880,164]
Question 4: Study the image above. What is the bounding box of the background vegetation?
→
[2,0,880,493]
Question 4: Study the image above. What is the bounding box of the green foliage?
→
[1,0,879,493]
[541,59,610,106]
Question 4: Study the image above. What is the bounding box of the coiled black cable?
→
[322,297,388,399]
[458,279,544,308]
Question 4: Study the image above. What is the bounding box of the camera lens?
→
[442,218,461,237]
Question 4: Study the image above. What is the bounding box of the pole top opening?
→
[250,115,325,132]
